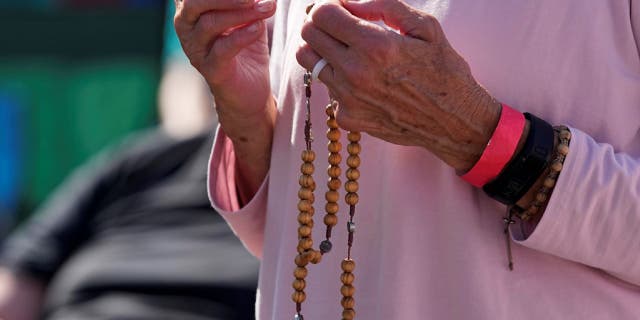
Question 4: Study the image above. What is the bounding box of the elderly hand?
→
[297,0,502,172]
[174,0,276,120]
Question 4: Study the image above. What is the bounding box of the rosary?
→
[291,69,361,320]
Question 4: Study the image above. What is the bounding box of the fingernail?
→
[255,0,274,12]
[247,22,260,33]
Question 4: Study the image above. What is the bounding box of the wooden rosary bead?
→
[347,143,361,155]
[297,200,313,212]
[345,193,359,206]
[327,118,339,129]
[340,284,355,297]
[340,272,355,285]
[329,153,342,166]
[346,168,360,180]
[535,192,548,203]
[310,250,322,264]
[292,279,306,291]
[558,144,569,156]
[341,259,355,272]
[324,214,338,226]
[559,129,571,140]
[300,162,314,175]
[297,212,313,225]
[543,177,556,188]
[327,178,342,190]
[325,202,339,215]
[295,254,309,267]
[301,150,316,162]
[326,129,341,141]
[346,155,361,168]
[342,309,356,320]
[327,166,341,179]
[299,175,315,189]
[328,141,342,153]
[298,225,312,237]
[292,291,306,303]
[344,181,359,193]
[347,132,361,142]
[298,237,313,251]
[298,188,314,201]
[341,297,355,309]
[325,190,339,203]
[294,267,308,279]
[550,160,563,172]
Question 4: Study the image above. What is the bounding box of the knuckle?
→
[311,2,341,24]
[300,22,315,42]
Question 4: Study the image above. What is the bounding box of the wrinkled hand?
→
[174,0,276,119]
[296,0,501,171]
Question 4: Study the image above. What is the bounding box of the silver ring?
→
[311,58,328,81]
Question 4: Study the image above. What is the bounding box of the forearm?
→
[216,95,277,205]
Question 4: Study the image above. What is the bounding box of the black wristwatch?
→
[483,112,554,205]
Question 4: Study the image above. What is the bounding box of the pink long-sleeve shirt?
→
[209,0,640,318]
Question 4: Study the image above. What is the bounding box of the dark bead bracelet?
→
[483,113,555,205]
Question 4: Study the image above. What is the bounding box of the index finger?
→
[177,0,255,25]
[309,2,386,47]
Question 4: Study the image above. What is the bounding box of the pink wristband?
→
[461,104,525,187]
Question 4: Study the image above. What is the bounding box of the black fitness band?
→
[483,112,555,205]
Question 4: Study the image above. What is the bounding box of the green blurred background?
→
[0,0,174,230]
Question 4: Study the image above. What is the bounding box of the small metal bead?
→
[327,178,342,190]
[344,181,359,193]
[325,202,339,215]
[327,118,339,129]
[326,128,341,141]
[341,297,355,309]
[298,188,314,201]
[345,193,359,205]
[327,166,341,179]
[342,309,356,320]
[341,259,355,272]
[329,153,342,166]
[346,168,360,181]
[347,132,361,142]
[301,150,316,162]
[347,143,361,155]
[328,141,342,153]
[325,190,339,203]
[293,267,308,279]
[347,155,361,168]
[298,225,312,237]
[300,162,314,175]
[324,214,338,226]
[297,200,313,212]
[319,240,333,253]
[292,279,306,291]
[340,272,355,285]
[294,313,304,320]
[292,291,306,303]
[347,221,356,233]
[341,284,355,297]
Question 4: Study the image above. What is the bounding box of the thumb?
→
[340,0,441,42]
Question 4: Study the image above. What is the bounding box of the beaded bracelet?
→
[502,126,571,270]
